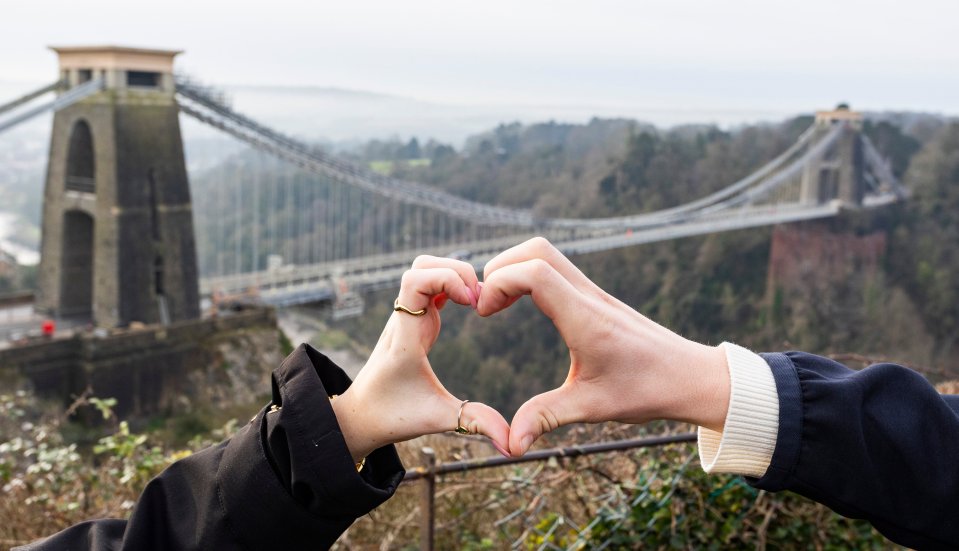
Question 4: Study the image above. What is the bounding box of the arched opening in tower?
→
[65,120,95,193]
[60,210,95,319]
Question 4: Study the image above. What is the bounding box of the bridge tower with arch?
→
[800,105,865,207]
[36,46,199,327]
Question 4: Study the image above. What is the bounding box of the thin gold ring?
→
[393,299,427,316]
[455,399,471,434]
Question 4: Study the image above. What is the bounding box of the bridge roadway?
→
[201,199,871,308]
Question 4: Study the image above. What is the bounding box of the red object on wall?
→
[41,319,55,336]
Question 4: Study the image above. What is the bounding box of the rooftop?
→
[49,45,182,73]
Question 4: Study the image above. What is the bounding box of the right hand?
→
[476,237,731,456]
[333,255,512,461]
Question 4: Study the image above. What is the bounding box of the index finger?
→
[476,258,585,331]
[483,237,606,299]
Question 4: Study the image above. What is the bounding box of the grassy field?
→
[369,158,431,175]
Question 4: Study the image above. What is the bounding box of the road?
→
[276,306,367,378]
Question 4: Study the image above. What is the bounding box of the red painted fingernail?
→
[465,286,477,309]
[492,440,511,458]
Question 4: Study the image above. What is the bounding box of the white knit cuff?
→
[698,342,779,478]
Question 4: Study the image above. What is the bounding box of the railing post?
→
[419,447,436,551]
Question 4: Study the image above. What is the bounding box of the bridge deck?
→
[203,200,852,308]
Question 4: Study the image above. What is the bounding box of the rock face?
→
[767,222,886,293]
[763,221,938,369]
[186,321,284,413]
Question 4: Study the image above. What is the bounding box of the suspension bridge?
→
[0,46,906,324]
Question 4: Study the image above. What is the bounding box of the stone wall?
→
[0,307,281,419]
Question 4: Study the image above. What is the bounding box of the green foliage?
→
[278,329,294,356]
[577,465,890,549]
[88,397,117,420]
[890,123,959,343]
[0,262,37,293]
[369,158,430,175]
[515,448,892,550]
[0,391,233,547]
[863,120,921,178]
[400,118,637,216]
[313,327,354,350]
[93,421,165,486]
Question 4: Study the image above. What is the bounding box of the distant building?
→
[815,104,863,127]
[0,248,17,278]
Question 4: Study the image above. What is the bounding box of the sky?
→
[1,0,958,134]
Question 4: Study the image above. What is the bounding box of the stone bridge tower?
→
[800,105,865,207]
[37,46,199,327]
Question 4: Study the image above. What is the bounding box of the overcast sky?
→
[1,0,957,122]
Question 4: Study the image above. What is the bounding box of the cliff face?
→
[183,317,285,414]
[767,222,887,294]
[762,220,943,375]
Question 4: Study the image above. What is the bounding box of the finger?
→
[476,259,583,326]
[458,401,512,458]
[483,237,603,298]
[509,386,582,456]
[397,267,474,312]
[412,255,480,301]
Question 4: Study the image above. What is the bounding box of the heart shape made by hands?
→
[338,238,729,461]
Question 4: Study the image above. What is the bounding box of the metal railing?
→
[403,432,698,551]
[0,78,104,135]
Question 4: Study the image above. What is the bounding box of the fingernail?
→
[492,441,511,458]
[520,435,534,455]
[465,286,477,309]
[477,281,484,296]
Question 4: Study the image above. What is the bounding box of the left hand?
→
[331,256,512,460]
[476,237,729,456]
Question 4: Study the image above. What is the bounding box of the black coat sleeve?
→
[752,351,959,550]
[16,344,405,551]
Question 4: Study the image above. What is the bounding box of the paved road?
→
[276,306,367,378]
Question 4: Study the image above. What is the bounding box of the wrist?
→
[330,389,380,463]
[692,343,731,432]
[656,340,730,432]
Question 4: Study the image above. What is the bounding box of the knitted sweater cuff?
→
[698,342,779,478]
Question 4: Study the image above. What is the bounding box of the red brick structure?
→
[767,222,886,293]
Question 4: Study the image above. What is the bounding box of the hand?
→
[331,256,512,461]
[476,237,730,456]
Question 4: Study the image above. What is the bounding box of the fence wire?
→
[335,425,893,551]
[335,428,711,549]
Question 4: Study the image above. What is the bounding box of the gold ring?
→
[454,399,470,434]
[393,299,427,316]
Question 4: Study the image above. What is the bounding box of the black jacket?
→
[754,352,959,550]
[18,347,959,549]
[16,344,404,550]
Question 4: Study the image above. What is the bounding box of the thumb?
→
[509,386,580,457]
[458,400,512,458]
